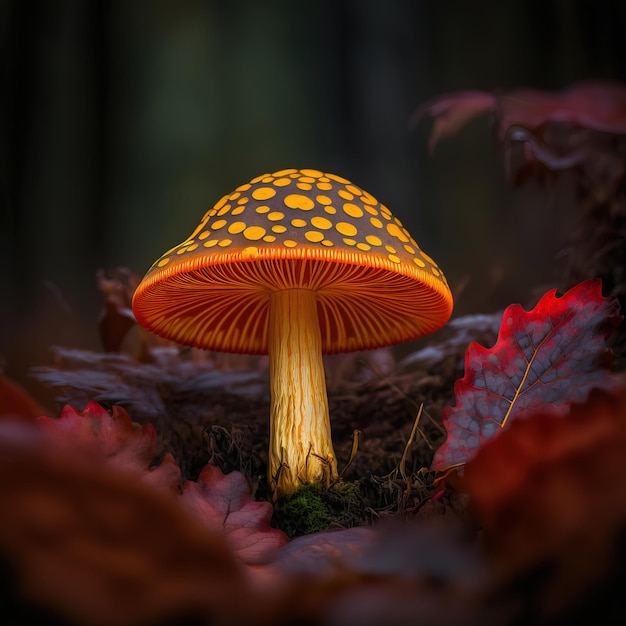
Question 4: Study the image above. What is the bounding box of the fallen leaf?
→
[181,465,289,565]
[431,279,622,471]
[0,419,251,626]
[97,267,140,352]
[462,381,626,621]
[0,372,51,420]
[38,401,181,493]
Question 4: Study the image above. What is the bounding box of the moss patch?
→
[271,480,366,538]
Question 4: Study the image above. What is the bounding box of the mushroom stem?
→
[268,288,338,499]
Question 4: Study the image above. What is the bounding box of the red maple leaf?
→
[431,279,622,471]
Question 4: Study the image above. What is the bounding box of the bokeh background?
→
[3,0,626,399]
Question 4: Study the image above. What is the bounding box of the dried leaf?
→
[97,267,140,352]
[181,465,288,565]
[431,279,622,471]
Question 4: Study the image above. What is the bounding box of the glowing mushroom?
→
[132,168,453,499]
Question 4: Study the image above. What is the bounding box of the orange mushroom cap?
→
[132,168,453,354]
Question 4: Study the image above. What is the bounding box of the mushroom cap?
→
[132,168,453,354]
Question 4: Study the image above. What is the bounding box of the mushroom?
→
[132,168,453,499]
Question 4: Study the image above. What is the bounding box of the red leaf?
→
[461,383,626,617]
[0,420,250,626]
[181,465,289,565]
[411,91,497,153]
[38,401,181,492]
[431,279,622,471]
[414,80,626,152]
[0,372,51,420]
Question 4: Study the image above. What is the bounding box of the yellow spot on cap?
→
[327,173,351,184]
[284,240,297,248]
[268,211,284,221]
[262,176,274,183]
[228,221,246,234]
[413,257,426,267]
[250,173,268,184]
[404,244,415,254]
[361,191,377,204]
[236,183,251,192]
[198,231,210,240]
[321,239,333,247]
[296,182,313,191]
[431,267,440,276]
[211,219,227,230]
[356,242,371,251]
[255,205,270,214]
[187,243,198,251]
[385,245,396,253]
[336,222,357,237]
[386,223,409,242]
[388,255,401,264]
[272,224,287,233]
[273,178,291,187]
[364,204,378,216]
[176,247,188,254]
[338,189,354,201]
[305,230,324,243]
[243,226,266,241]
[343,238,356,246]
[229,192,241,201]
[291,218,307,228]
[157,258,170,267]
[299,176,316,183]
[273,168,297,176]
[316,182,333,190]
[311,216,332,230]
[263,235,276,242]
[365,235,382,246]
[217,204,232,216]
[204,240,219,248]
[218,239,232,247]
[370,217,383,228]
[214,195,228,211]
[284,194,315,210]
[301,169,323,177]
[324,206,337,214]
[237,197,249,204]
[342,203,364,218]
[252,187,277,200]
[241,246,259,259]
[316,195,332,205]
[346,185,362,196]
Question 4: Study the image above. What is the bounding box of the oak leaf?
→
[181,465,288,565]
[431,279,622,471]
[38,401,181,492]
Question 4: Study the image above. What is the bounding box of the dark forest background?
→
[3,0,626,399]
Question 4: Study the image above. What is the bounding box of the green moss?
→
[271,480,366,538]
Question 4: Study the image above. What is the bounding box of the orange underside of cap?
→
[132,247,453,355]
